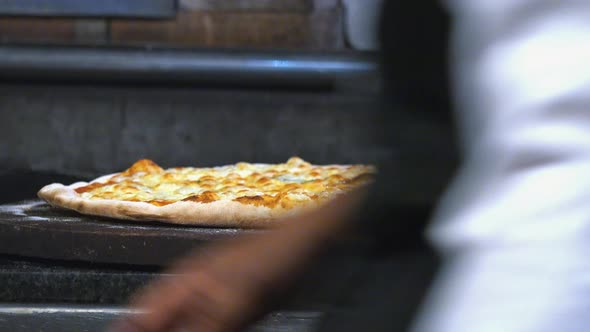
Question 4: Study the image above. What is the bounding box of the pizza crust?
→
[38,180,318,228]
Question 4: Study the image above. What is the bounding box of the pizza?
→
[38,157,376,227]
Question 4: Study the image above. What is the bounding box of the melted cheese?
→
[76,157,376,209]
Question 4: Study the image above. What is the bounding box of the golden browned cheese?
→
[147,200,174,207]
[74,158,376,209]
[75,181,116,194]
[120,159,163,176]
[183,191,220,203]
[234,195,279,208]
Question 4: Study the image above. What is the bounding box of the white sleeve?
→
[431,0,590,249]
[411,1,590,332]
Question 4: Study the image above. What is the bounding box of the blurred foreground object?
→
[412,1,590,331]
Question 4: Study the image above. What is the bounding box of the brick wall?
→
[0,0,345,50]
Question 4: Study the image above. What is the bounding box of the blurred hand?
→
[109,189,367,332]
[109,233,305,332]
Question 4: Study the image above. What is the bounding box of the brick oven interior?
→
[0,1,456,331]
